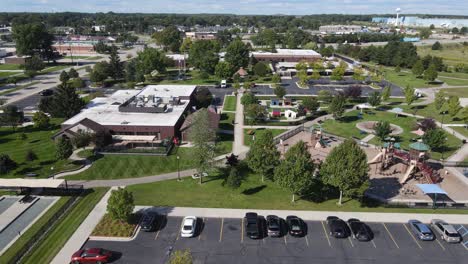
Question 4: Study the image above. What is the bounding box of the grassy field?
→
[451,126,468,138]
[400,103,466,124]
[0,72,18,78]
[223,95,237,112]
[417,43,468,66]
[321,110,462,160]
[439,87,468,97]
[40,65,71,74]
[127,172,468,214]
[91,214,140,237]
[0,120,82,178]
[244,128,287,146]
[21,188,109,264]
[438,71,468,79]
[219,113,235,131]
[438,77,468,86]
[0,81,40,96]
[0,196,72,264]
[382,68,439,88]
[0,64,22,70]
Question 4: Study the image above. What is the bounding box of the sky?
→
[2,0,468,16]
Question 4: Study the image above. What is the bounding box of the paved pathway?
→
[137,206,468,224]
[53,147,94,178]
[232,90,249,157]
[51,187,116,264]
[361,134,376,143]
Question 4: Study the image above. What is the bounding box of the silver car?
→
[430,219,461,243]
[408,220,434,241]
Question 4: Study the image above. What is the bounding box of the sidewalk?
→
[137,206,468,224]
[232,90,249,157]
[50,187,116,264]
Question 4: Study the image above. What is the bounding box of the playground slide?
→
[400,164,416,184]
[367,152,383,165]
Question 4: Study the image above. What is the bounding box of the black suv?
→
[39,89,54,96]
[140,212,158,232]
[244,212,260,239]
[266,215,281,237]
[286,215,305,237]
[347,218,372,241]
[326,216,349,238]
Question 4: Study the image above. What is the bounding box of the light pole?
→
[177,155,181,181]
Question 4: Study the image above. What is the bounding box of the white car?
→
[430,219,461,243]
[180,216,197,238]
[220,80,227,88]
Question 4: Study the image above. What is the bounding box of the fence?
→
[274,126,305,145]
[100,141,174,156]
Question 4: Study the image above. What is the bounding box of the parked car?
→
[286,215,305,237]
[140,212,158,232]
[39,89,53,96]
[266,215,281,237]
[326,216,348,238]
[70,248,112,264]
[347,218,372,241]
[245,212,261,239]
[408,220,434,241]
[180,216,197,238]
[430,219,461,243]
[220,79,227,88]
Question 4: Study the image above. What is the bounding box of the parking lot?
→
[84,216,467,264]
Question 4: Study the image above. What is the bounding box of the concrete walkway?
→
[53,147,94,178]
[51,187,116,264]
[137,206,468,224]
[232,90,249,157]
[361,134,376,143]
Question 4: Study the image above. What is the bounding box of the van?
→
[220,80,227,88]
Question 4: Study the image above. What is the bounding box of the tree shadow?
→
[339,115,359,123]
[242,185,267,195]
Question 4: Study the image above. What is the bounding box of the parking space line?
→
[219,218,224,242]
[435,238,445,251]
[241,218,244,243]
[154,230,160,240]
[284,235,287,245]
[321,221,332,247]
[403,224,422,249]
[371,239,377,248]
[348,237,354,247]
[382,223,399,249]
[176,218,184,240]
[199,217,204,241]
[305,235,309,247]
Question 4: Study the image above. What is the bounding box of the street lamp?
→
[176,156,181,181]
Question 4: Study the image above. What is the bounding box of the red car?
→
[70,248,112,264]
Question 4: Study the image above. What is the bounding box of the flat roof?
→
[63,85,196,127]
[0,179,65,188]
[252,49,321,57]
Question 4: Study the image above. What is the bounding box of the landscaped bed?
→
[91,213,141,238]
[223,95,237,112]
[244,128,287,146]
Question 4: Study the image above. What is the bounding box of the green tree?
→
[423,128,446,151]
[215,61,234,79]
[317,90,332,103]
[108,46,124,80]
[0,154,16,175]
[374,121,391,140]
[447,95,462,117]
[272,74,281,84]
[189,40,219,74]
[320,139,369,205]
[59,70,70,84]
[55,137,73,160]
[310,70,321,81]
[134,47,168,82]
[179,38,193,53]
[432,41,442,50]
[452,27,459,34]
[367,92,382,107]
[189,109,216,184]
[274,85,286,99]
[244,104,267,125]
[25,70,38,82]
[434,90,446,113]
[90,61,110,84]
[403,85,416,106]
[40,81,85,118]
[68,68,79,79]
[23,55,45,72]
[223,167,243,189]
[419,28,432,39]
[274,141,316,202]
[253,62,269,77]
[297,69,309,87]
[423,63,438,82]
[71,131,92,149]
[225,39,249,70]
[381,86,391,102]
[461,106,468,126]
[71,77,86,90]
[412,60,424,77]
[302,97,320,113]
[240,92,257,106]
[7,76,19,87]
[352,67,365,81]
[0,105,24,128]
[107,187,135,222]
[94,41,111,54]
[394,66,401,73]
[329,93,346,119]
[169,249,193,264]
[246,130,280,182]
[330,66,345,81]
[153,25,182,52]
[12,23,54,59]
[32,111,50,128]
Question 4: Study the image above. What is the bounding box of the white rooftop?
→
[63,85,196,127]
[252,49,321,57]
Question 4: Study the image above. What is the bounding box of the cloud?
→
[2,0,468,15]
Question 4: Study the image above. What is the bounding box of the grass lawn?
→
[66,147,198,180]
[86,56,104,60]
[0,196,72,264]
[438,71,468,79]
[63,56,91,60]
[216,133,234,155]
[383,68,440,88]
[439,87,468,97]
[21,188,109,264]
[417,43,468,66]
[321,110,462,160]
[400,103,465,124]
[223,95,237,112]
[127,172,468,214]
[451,126,468,138]
[0,120,82,178]
[0,64,22,70]
[0,81,40,96]
[219,113,235,131]
[159,70,220,85]
[439,77,468,86]
[0,72,18,78]
[91,214,140,237]
[77,149,94,159]
[40,65,71,74]
[244,128,287,146]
